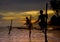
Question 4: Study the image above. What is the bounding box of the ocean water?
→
[0,27,60,42]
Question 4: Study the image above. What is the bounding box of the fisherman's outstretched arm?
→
[34,17,40,23]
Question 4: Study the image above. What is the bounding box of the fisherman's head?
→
[40,10,43,14]
[26,17,29,20]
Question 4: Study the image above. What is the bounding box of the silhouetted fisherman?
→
[25,17,30,26]
[25,16,32,42]
[25,16,32,28]
[34,10,48,42]
[8,19,13,35]
[34,10,47,31]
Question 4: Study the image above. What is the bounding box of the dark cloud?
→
[0,0,50,12]
[0,0,47,3]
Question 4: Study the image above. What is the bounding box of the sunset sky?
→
[0,0,55,22]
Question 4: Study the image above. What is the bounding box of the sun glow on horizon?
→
[0,10,55,20]
[44,10,54,14]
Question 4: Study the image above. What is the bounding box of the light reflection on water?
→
[0,27,60,42]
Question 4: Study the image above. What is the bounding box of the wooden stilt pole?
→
[8,19,13,35]
[44,3,48,42]
[29,15,32,42]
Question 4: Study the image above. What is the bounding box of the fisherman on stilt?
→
[25,16,32,42]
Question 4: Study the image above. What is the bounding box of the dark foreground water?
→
[0,28,60,42]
